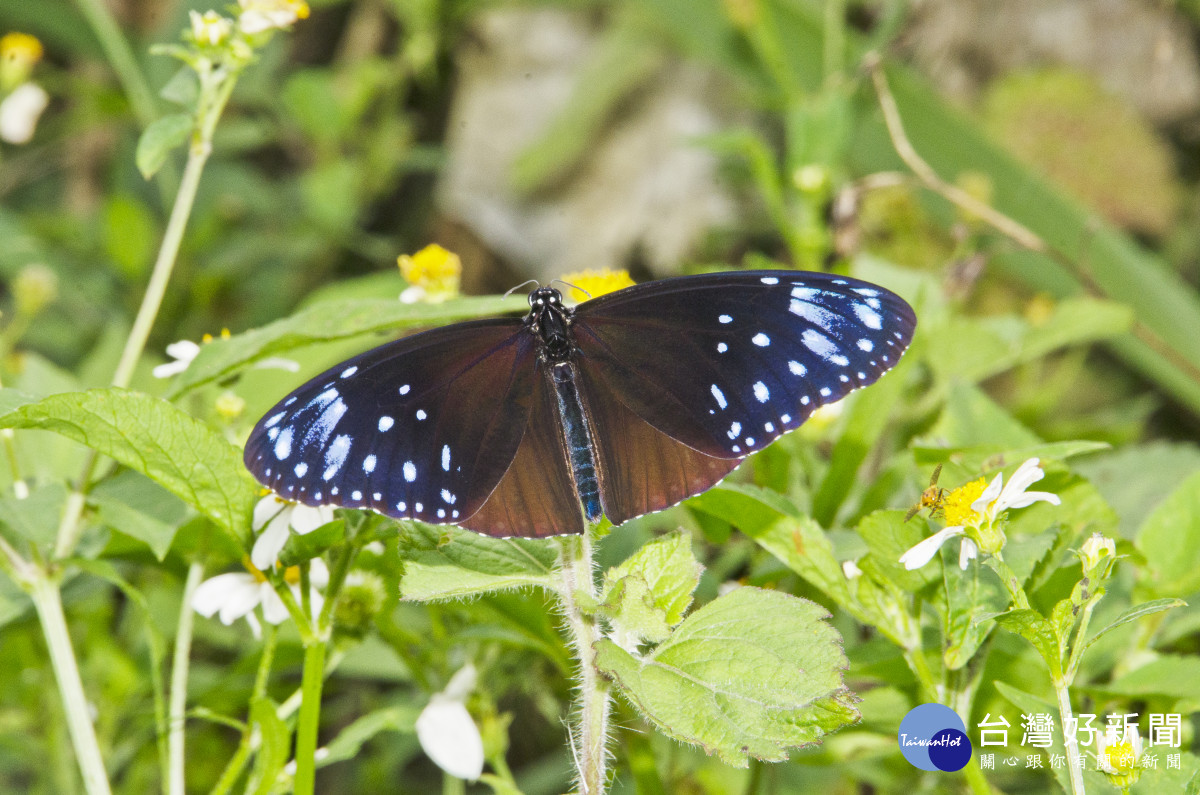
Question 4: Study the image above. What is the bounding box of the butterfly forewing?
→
[243,318,537,524]
[572,271,916,461]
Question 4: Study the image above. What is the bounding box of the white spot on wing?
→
[323,434,351,481]
[820,387,832,397]
[764,422,774,432]
[341,366,358,378]
[788,360,806,376]
[717,342,728,353]
[398,384,410,395]
[294,462,308,477]
[830,355,849,367]
[363,454,376,474]
[711,384,727,409]
[801,329,837,359]
[858,339,873,352]
[854,302,883,329]
[790,299,839,328]
[761,276,779,284]
[378,416,394,432]
[265,411,285,428]
[403,461,416,482]
[753,381,769,403]
[752,332,770,347]
[719,314,733,324]
[274,427,293,460]
[781,414,791,423]
[727,422,742,439]
[352,490,362,500]
[441,445,451,472]
[267,427,279,441]
[441,489,456,504]
[416,409,427,421]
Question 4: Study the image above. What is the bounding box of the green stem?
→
[167,560,204,795]
[555,532,610,795]
[902,645,941,704]
[210,626,278,795]
[293,640,328,795]
[1054,679,1087,795]
[822,0,846,87]
[29,572,113,795]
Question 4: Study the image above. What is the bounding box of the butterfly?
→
[244,270,916,537]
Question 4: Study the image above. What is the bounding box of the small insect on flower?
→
[905,464,948,522]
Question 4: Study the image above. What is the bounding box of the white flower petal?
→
[399,285,426,304]
[217,578,265,625]
[971,473,1004,513]
[308,558,330,588]
[994,458,1045,513]
[900,526,965,570]
[251,513,292,570]
[243,610,262,639]
[0,82,49,144]
[416,698,484,780]
[253,495,285,531]
[260,583,290,624]
[1002,491,1061,510]
[290,504,334,535]
[192,573,255,618]
[152,359,191,379]
[164,339,201,361]
[442,664,477,702]
[959,538,979,570]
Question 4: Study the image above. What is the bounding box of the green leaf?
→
[0,482,67,545]
[90,472,192,560]
[277,520,344,567]
[319,705,420,767]
[136,113,193,179]
[1082,598,1186,657]
[0,388,258,537]
[940,559,1006,670]
[600,530,702,646]
[159,66,198,106]
[1095,655,1200,700]
[987,608,1063,679]
[688,484,850,605]
[169,296,520,395]
[812,345,914,525]
[1137,471,1200,597]
[398,524,557,601]
[926,382,1042,450]
[595,587,859,766]
[248,698,289,795]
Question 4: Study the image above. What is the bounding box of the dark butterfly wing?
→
[572,270,916,461]
[243,318,537,525]
[460,361,585,538]
[574,364,741,526]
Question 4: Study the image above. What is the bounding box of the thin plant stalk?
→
[210,625,279,795]
[29,573,113,795]
[555,531,611,795]
[168,560,205,795]
[1055,682,1087,795]
[293,640,328,794]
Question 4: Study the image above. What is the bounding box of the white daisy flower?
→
[251,495,336,570]
[192,558,328,638]
[0,82,49,144]
[416,664,484,781]
[152,340,202,379]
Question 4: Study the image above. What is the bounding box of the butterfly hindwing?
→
[460,361,586,538]
[243,318,537,525]
[572,270,916,460]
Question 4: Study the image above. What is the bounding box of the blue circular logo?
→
[898,704,972,772]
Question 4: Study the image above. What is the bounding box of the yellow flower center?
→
[1104,741,1138,773]
[558,269,636,302]
[398,244,461,290]
[1,33,43,66]
[941,478,987,527]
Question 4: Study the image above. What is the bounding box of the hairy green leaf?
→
[601,530,701,646]
[596,587,858,765]
[398,524,557,601]
[0,388,257,537]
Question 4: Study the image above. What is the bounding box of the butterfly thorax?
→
[526,287,576,363]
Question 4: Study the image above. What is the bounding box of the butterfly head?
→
[526,286,574,362]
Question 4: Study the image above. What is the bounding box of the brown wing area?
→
[575,364,742,526]
[460,362,586,537]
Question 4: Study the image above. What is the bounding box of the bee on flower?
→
[899,458,1061,571]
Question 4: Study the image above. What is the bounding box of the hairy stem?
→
[167,560,204,795]
[29,573,112,795]
[210,625,278,795]
[555,533,611,795]
[1055,680,1087,795]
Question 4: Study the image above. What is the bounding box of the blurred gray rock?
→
[904,0,1200,124]
[437,8,737,281]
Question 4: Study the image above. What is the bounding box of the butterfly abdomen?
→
[550,362,603,523]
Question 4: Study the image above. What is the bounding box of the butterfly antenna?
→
[550,279,591,299]
[503,279,540,299]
